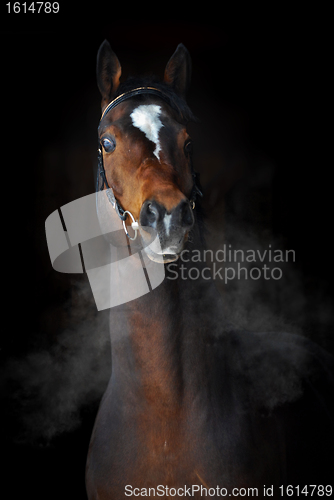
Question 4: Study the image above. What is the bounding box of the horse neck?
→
[108,222,226,411]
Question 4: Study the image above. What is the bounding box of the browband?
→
[100,86,183,122]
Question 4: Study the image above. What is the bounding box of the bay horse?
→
[86,41,334,499]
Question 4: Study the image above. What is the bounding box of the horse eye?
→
[101,137,116,153]
[184,140,193,156]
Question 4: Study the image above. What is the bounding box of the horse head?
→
[96,40,201,263]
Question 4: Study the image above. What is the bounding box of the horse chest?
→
[87,395,282,500]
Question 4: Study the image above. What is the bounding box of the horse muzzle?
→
[139,198,194,263]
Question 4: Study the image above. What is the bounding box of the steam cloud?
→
[6,279,110,444]
[5,188,333,444]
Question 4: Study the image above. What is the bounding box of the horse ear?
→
[163,43,192,97]
[96,40,122,108]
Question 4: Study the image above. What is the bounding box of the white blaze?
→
[130,104,163,160]
[164,213,172,236]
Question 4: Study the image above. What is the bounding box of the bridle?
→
[97,86,203,240]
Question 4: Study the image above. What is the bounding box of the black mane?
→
[114,76,197,125]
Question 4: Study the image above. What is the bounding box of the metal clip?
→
[122,211,138,241]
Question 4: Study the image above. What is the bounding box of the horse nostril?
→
[140,199,193,232]
[147,202,158,217]
[180,200,194,229]
[140,200,165,228]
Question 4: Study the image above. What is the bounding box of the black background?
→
[1,7,332,499]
